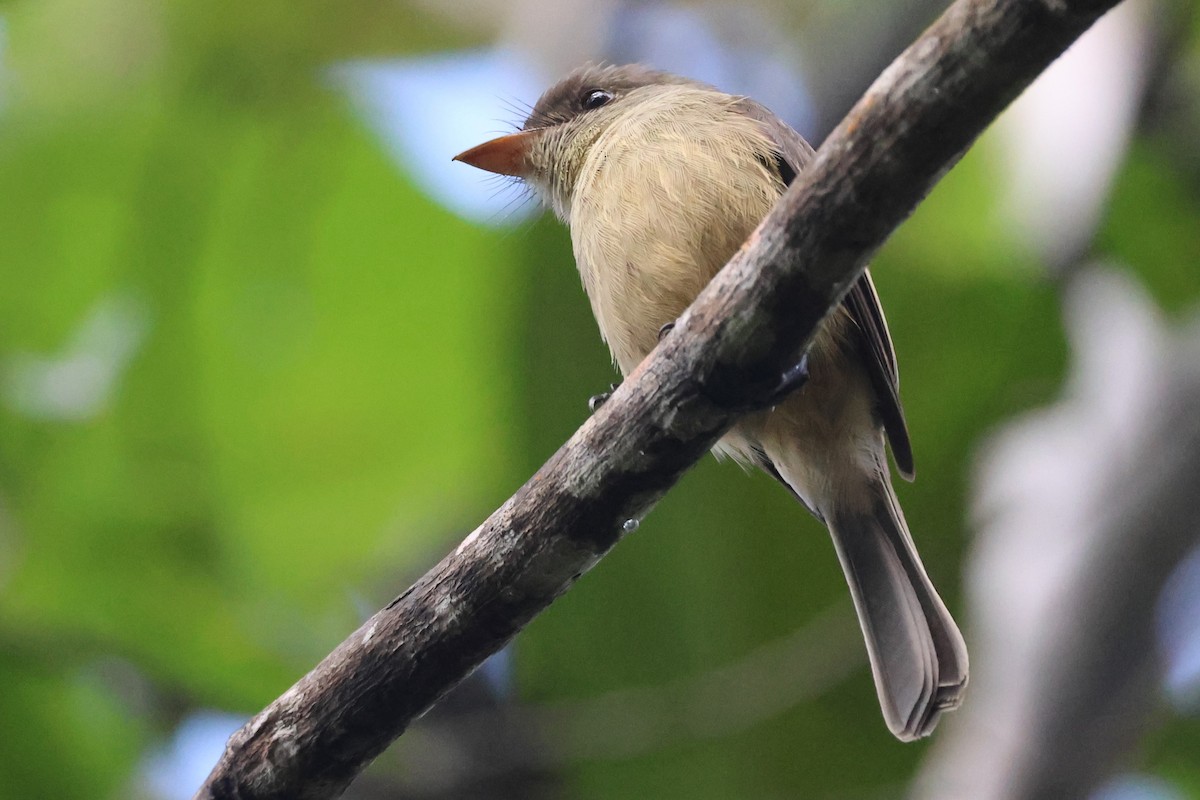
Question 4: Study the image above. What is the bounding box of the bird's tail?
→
[826,477,968,741]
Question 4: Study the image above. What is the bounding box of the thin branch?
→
[196,0,1124,797]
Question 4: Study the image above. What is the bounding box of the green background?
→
[0,0,1198,797]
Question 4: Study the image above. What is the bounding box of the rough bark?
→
[197,0,1125,797]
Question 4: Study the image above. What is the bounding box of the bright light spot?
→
[4,292,151,420]
[330,50,547,227]
[1157,545,1200,713]
[995,1,1154,267]
[140,711,244,800]
[1091,774,1186,800]
[479,645,514,699]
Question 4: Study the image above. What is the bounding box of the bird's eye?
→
[581,89,613,110]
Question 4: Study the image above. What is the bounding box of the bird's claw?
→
[658,321,675,341]
[768,353,810,404]
[588,383,621,413]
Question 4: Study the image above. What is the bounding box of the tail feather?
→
[828,478,968,741]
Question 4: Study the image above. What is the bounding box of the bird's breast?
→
[568,101,784,375]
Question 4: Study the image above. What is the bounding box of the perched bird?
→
[454,64,967,740]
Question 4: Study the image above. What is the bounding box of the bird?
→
[453,63,967,740]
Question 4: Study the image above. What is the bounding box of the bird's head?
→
[453,64,692,220]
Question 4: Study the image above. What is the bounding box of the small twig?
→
[197,1,1125,797]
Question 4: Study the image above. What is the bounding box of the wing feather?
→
[735,98,914,479]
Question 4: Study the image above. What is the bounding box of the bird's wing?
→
[842,273,913,479]
[734,98,914,480]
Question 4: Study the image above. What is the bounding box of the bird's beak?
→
[453,130,542,177]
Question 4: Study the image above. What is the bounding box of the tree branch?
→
[196,1,1124,796]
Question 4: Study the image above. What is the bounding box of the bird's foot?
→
[658,321,675,341]
[588,383,622,413]
[766,353,810,405]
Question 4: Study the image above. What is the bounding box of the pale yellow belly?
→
[564,88,883,513]
[568,91,787,375]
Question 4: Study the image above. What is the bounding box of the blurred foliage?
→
[0,1,1197,799]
